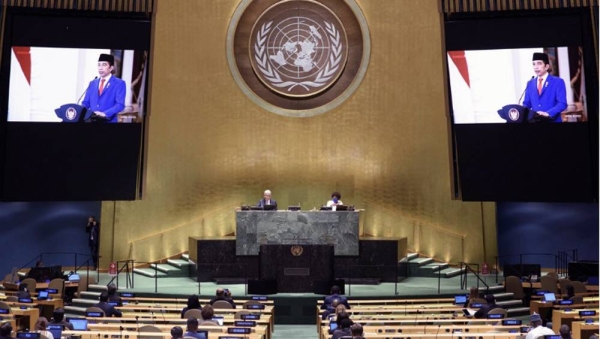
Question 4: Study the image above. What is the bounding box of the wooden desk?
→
[571,320,599,339]
[64,330,263,339]
[2,281,78,291]
[552,309,599,334]
[87,323,269,339]
[320,323,522,339]
[316,297,455,306]
[122,296,274,306]
[11,307,39,330]
[519,282,599,292]
[87,314,274,339]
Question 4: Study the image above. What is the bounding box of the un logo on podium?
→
[228,0,370,117]
[290,245,304,256]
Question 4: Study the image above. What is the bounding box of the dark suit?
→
[331,328,352,339]
[322,293,351,310]
[257,199,277,209]
[93,302,122,317]
[473,302,501,319]
[86,221,100,269]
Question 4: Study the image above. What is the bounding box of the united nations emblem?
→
[66,107,77,121]
[508,108,520,121]
[227,0,370,117]
[250,2,348,97]
[290,245,303,256]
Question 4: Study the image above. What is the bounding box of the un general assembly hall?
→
[0,0,597,338]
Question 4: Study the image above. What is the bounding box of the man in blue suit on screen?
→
[522,52,567,122]
[82,53,126,123]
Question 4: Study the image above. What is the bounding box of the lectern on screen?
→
[444,10,597,202]
[0,9,151,201]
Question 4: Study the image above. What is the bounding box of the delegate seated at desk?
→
[326,192,344,207]
[257,189,277,209]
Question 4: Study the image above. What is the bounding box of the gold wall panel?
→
[100,0,497,269]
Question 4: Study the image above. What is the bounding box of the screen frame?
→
[0,7,152,201]
[443,8,598,202]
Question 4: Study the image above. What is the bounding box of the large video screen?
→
[448,46,587,124]
[0,9,151,201]
[445,10,598,202]
[9,47,148,123]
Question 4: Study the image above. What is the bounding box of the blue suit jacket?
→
[522,74,567,122]
[82,76,126,123]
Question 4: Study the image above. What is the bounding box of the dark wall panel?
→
[497,202,599,269]
[0,201,101,276]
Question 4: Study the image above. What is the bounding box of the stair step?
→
[64,305,87,315]
[420,263,449,272]
[492,292,514,300]
[181,253,190,261]
[441,267,466,278]
[507,307,531,316]
[133,268,168,278]
[71,298,97,307]
[485,285,506,293]
[87,284,108,292]
[167,259,192,268]
[150,264,180,273]
[409,258,434,266]
[399,252,420,263]
[80,291,102,300]
[497,300,523,308]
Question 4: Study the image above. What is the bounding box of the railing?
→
[3,0,155,13]
[441,0,599,13]
[15,252,99,294]
[459,262,489,295]
[108,259,135,289]
[494,250,584,282]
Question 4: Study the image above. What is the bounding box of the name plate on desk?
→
[235,210,360,256]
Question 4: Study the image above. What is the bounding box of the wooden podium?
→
[259,244,334,293]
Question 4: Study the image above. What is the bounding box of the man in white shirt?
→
[525,313,555,339]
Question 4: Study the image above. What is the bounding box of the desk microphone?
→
[161,309,166,323]
[518,76,534,104]
[77,77,98,104]
[413,312,419,326]
[435,324,441,339]
[135,316,140,334]
[423,316,429,334]
[404,302,407,316]
[119,326,124,339]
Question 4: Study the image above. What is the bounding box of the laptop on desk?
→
[543,293,556,302]
[37,290,49,300]
[66,318,88,331]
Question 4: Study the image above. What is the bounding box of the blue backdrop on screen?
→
[0,201,101,276]
[497,202,599,268]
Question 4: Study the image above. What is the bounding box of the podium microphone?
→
[77,77,98,104]
[518,76,534,104]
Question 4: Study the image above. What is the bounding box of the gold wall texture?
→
[99,0,497,269]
